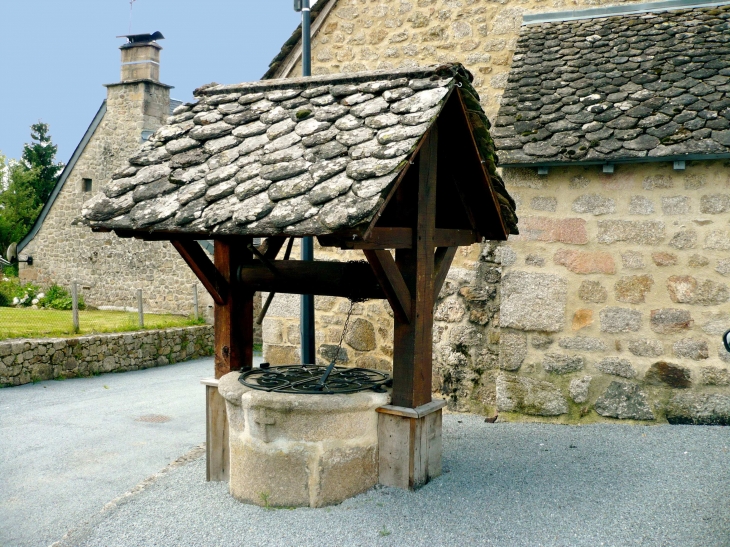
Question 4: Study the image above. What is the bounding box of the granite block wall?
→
[259,0,730,423]
[0,325,214,387]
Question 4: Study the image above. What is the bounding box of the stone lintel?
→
[376,398,447,418]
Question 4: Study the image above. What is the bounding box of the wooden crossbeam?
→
[320,228,480,250]
[237,260,384,300]
[363,250,412,324]
[171,240,228,305]
[433,247,458,302]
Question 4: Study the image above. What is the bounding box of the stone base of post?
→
[376,399,446,490]
[201,378,229,482]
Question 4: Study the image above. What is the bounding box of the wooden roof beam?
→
[171,239,228,305]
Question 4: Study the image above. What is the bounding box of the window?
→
[82,178,92,192]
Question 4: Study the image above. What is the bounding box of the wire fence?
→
[0,282,206,342]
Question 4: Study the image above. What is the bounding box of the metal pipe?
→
[300,0,316,365]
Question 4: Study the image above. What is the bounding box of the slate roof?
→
[494,4,730,166]
[82,64,518,238]
[19,98,185,252]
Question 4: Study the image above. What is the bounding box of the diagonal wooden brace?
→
[171,239,229,305]
[433,247,458,302]
[364,249,412,324]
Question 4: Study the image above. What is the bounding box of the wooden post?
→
[213,238,254,378]
[193,284,199,321]
[137,289,144,328]
[206,238,254,481]
[380,126,445,490]
[71,281,79,333]
[391,126,437,409]
[202,378,228,481]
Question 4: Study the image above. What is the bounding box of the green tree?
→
[0,121,64,259]
[21,122,64,208]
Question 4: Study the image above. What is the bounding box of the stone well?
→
[218,371,390,508]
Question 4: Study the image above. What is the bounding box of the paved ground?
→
[0,357,220,547]
[3,359,730,547]
[60,420,730,547]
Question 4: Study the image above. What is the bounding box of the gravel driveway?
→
[57,415,730,547]
[0,357,216,547]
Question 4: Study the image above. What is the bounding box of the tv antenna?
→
[128,0,137,33]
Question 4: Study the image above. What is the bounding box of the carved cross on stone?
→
[254,409,276,443]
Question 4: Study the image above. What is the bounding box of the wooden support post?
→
[202,378,229,482]
[193,284,199,321]
[382,126,446,491]
[214,238,254,379]
[71,281,79,333]
[392,126,437,410]
[206,239,254,482]
[377,399,446,489]
[137,289,144,328]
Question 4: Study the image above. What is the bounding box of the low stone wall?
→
[0,325,214,386]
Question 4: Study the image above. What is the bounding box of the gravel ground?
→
[59,416,730,547]
[0,358,217,547]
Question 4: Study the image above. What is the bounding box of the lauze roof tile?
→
[82,64,518,237]
[495,4,730,165]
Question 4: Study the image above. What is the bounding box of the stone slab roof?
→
[83,64,517,238]
[494,4,730,166]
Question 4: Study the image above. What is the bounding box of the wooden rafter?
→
[171,239,228,305]
[433,247,458,302]
[363,249,412,324]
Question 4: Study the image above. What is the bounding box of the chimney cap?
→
[117,31,164,49]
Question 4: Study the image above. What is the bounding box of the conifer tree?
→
[21,122,64,208]
[0,122,64,257]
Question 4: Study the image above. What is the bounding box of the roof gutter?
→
[499,152,730,169]
[523,0,730,25]
[18,101,107,252]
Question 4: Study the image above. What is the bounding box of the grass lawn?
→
[0,307,205,341]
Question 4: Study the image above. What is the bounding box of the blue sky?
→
[0,0,315,164]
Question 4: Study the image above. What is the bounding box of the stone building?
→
[257,0,730,423]
[17,34,214,317]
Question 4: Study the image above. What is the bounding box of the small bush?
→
[0,277,19,306]
[39,283,85,310]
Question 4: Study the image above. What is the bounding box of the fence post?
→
[71,281,79,333]
[137,289,144,329]
[193,284,199,321]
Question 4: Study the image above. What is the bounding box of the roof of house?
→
[261,0,336,80]
[18,99,183,252]
[494,3,730,166]
[82,64,517,238]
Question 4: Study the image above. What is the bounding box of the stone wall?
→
[498,160,730,424]
[258,0,730,423]
[20,81,214,317]
[0,325,214,386]
[264,0,564,406]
